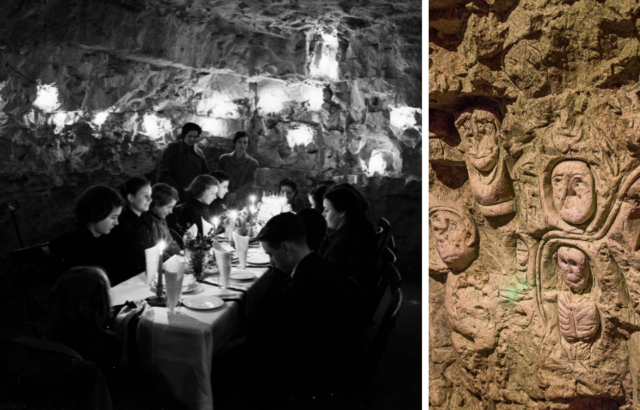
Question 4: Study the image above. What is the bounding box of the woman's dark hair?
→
[180,122,202,139]
[186,175,218,199]
[336,183,369,211]
[151,183,179,209]
[75,185,125,227]
[323,186,367,221]
[279,178,298,193]
[51,266,112,328]
[297,208,327,251]
[233,131,249,144]
[309,185,329,213]
[210,170,230,182]
[121,177,151,202]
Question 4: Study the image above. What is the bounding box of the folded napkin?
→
[186,223,198,238]
[201,217,215,236]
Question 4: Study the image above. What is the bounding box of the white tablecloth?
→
[111,263,267,410]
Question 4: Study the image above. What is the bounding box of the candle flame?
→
[212,216,220,227]
[229,210,238,220]
[158,241,166,252]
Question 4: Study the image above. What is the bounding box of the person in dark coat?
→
[246,213,356,406]
[149,183,182,258]
[46,267,125,396]
[319,186,377,291]
[171,174,218,238]
[104,177,158,285]
[49,185,124,284]
[156,123,209,201]
[217,131,258,207]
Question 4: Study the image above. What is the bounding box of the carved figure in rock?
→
[429,207,478,272]
[538,241,630,401]
[551,160,596,226]
[516,238,528,273]
[455,108,515,217]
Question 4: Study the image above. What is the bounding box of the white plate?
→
[150,279,199,294]
[246,252,270,264]
[182,296,224,310]
[230,269,256,281]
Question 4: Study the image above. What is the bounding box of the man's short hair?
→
[180,123,202,139]
[279,178,298,193]
[233,131,249,144]
[255,213,306,248]
[210,170,230,182]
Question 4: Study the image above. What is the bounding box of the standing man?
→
[218,131,258,207]
[156,123,209,201]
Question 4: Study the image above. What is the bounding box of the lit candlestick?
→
[249,205,257,214]
[212,216,220,232]
[229,210,238,221]
[249,195,256,207]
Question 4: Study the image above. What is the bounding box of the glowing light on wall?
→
[33,83,60,113]
[142,113,173,139]
[367,150,387,176]
[50,111,81,134]
[257,92,285,114]
[299,85,324,111]
[309,30,339,81]
[93,111,110,128]
[286,124,315,148]
[201,118,226,136]
[390,106,421,130]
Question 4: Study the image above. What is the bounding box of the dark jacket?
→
[148,212,182,259]
[49,227,116,283]
[246,252,355,399]
[172,196,215,239]
[319,218,377,291]
[207,197,227,219]
[218,152,258,204]
[105,208,158,285]
[157,140,209,199]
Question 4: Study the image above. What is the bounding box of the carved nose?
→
[567,185,577,196]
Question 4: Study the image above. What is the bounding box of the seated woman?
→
[172,175,218,238]
[209,170,230,217]
[46,267,125,395]
[308,185,330,214]
[105,177,158,285]
[319,186,377,291]
[149,183,182,258]
[49,185,124,284]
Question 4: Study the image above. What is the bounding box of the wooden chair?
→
[348,259,404,409]
[375,217,392,258]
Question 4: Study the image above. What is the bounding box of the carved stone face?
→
[516,239,529,270]
[551,161,596,225]
[457,110,500,172]
[557,246,590,294]
[430,210,476,271]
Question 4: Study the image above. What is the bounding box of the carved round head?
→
[557,246,590,294]
[430,208,478,271]
[455,109,501,172]
[551,161,596,225]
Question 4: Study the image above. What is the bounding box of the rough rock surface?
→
[0,0,421,276]
[430,0,640,407]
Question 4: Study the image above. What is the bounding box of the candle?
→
[212,216,220,231]
[229,210,238,221]
[249,205,257,214]
[249,195,256,206]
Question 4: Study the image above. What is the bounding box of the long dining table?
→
[111,251,269,410]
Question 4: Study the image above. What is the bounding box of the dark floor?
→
[0,260,422,410]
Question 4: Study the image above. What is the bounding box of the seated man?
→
[278,178,306,212]
[247,213,357,405]
[217,131,258,207]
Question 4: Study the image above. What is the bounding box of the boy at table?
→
[245,213,357,406]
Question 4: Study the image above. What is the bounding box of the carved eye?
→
[552,177,563,185]
[569,260,577,267]
[448,222,457,231]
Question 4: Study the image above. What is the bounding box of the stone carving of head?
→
[455,109,501,172]
[516,239,529,271]
[551,161,596,225]
[557,246,590,294]
[430,208,478,271]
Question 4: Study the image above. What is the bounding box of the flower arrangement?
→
[183,227,217,279]
[222,203,262,238]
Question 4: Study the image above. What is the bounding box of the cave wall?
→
[0,0,422,276]
[430,0,640,408]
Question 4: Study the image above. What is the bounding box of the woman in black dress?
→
[105,177,158,285]
[49,185,124,284]
[172,174,219,238]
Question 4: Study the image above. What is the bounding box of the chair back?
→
[9,243,50,268]
[375,217,392,257]
[362,260,403,387]
[365,247,397,321]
